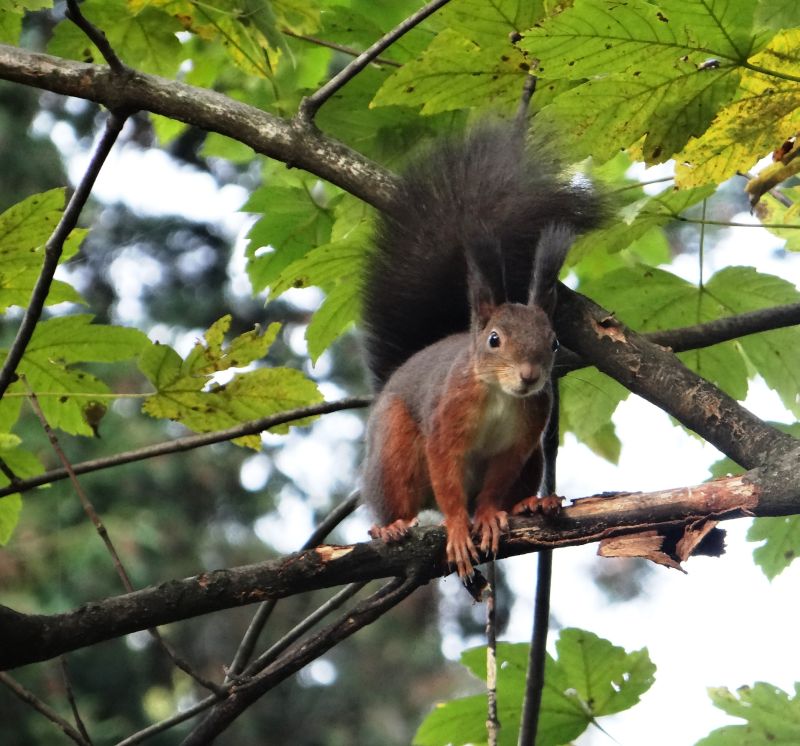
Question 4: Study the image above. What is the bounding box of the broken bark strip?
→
[3,458,799,671]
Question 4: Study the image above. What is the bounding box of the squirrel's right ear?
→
[529,224,576,317]
[465,247,500,329]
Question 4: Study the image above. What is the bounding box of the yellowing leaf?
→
[677,29,800,186]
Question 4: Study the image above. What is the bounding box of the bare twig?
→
[0,456,20,487]
[226,491,360,678]
[282,29,401,67]
[518,551,552,746]
[26,384,133,589]
[486,562,500,746]
[0,110,127,402]
[182,574,424,744]
[0,397,370,499]
[297,0,452,121]
[0,671,91,746]
[241,581,368,678]
[25,384,223,696]
[649,302,800,352]
[65,0,127,73]
[60,657,93,745]
[0,45,397,212]
[519,380,559,746]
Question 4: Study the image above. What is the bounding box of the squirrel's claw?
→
[445,519,480,578]
[511,493,563,517]
[473,509,509,557]
[369,517,419,543]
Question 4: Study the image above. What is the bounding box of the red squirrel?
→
[360,123,603,577]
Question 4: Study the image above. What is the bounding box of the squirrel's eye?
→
[552,337,560,352]
[488,331,501,349]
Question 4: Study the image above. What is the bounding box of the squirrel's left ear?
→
[529,224,575,317]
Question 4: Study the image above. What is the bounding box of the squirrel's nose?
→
[519,363,542,386]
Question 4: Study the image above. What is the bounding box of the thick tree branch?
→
[3,454,799,671]
[0,45,397,212]
[556,287,798,469]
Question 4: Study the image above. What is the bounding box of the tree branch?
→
[0,109,127,401]
[0,671,91,745]
[0,45,397,212]
[65,0,126,73]
[556,287,798,469]
[0,397,370,499]
[648,302,800,352]
[182,574,423,744]
[3,456,798,671]
[297,0,452,121]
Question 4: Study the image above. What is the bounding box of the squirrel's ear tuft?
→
[465,241,501,328]
[529,224,575,316]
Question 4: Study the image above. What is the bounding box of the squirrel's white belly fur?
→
[471,386,524,456]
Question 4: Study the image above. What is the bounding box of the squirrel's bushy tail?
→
[362,122,604,388]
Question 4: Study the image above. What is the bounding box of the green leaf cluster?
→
[0,188,85,312]
[415,629,655,745]
[139,315,322,448]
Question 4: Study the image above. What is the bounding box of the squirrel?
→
[360,122,604,577]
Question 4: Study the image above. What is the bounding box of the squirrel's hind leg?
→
[364,396,427,544]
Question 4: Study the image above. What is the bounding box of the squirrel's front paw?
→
[369,517,419,543]
[472,508,509,556]
[444,519,480,578]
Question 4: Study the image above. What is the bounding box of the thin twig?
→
[298,0,452,121]
[225,491,360,678]
[182,574,424,745]
[0,397,371,499]
[0,671,91,746]
[0,455,20,487]
[518,550,552,746]
[65,0,127,73]
[518,380,559,746]
[241,582,368,678]
[282,28,401,67]
[486,562,500,746]
[115,697,218,746]
[60,657,93,745]
[26,384,133,588]
[0,110,127,402]
[25,384,224,696]
[649,302,800,352]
